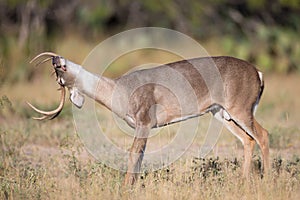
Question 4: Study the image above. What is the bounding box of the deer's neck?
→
[74,67,115,111]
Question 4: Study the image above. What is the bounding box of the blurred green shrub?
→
[0,0,300,84]
[221,26,300,73]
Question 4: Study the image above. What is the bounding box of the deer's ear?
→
[69,87,85,108]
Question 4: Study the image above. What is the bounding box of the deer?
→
[27,52,269,185]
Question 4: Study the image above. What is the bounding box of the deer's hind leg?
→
[213,109,256,178]
[253,119,269,174]
[225,109,269,176]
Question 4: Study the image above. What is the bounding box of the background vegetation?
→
[1,0,300,83]
[0,0,300,199]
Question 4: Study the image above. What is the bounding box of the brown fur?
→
[36,54,269,185]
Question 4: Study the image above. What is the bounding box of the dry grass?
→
[1,37,300,199]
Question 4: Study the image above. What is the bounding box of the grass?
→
[1,75,300,200]
[1,36,300,199]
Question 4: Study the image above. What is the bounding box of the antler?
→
[27,85,66,120]
[30,52,59,67]
[27,52,66,120]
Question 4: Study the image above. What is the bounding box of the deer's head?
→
[27,52,85,120]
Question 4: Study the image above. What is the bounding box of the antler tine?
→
[32,115,49,120]
[30,52,59,64]
[27,86,66,120]
[33,57,53,67]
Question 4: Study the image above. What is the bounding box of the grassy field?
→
[1,56,300,199]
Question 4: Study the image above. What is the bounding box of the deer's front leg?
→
[124,126,149,185]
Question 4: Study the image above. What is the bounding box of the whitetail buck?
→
[28,52,269,185]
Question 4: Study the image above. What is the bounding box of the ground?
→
[0,73,300,199]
